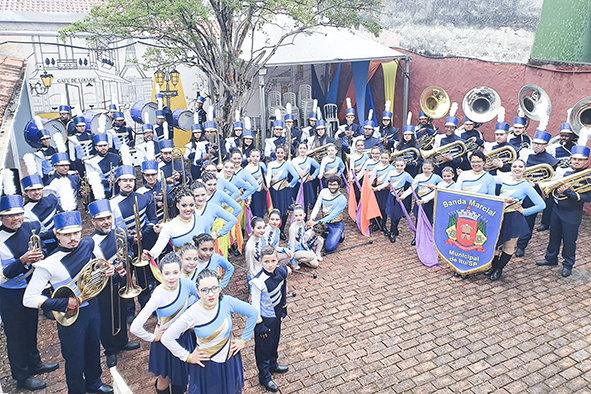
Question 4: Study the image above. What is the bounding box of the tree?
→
[62,0,382,135]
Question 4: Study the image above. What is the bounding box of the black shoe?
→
[17,377,46,391]
[121,342,140,351]
[490,270,502,281]
[383,230,390,237]
[87,384,114,394]
[280,233,286,241]
[395,229,400,236]
[483,267,495,276]
[370,223,379,232]
[339,233,345,243]
[262,380,279,392]
[454,272,468,279]
[536,224,549,232]
[232,247,241,257]
[561,267,572,277]
[536,259,558,266]
[32,362,59,375]
[515,248,525,257]
[106,354,117,368]
[271,365,289,374]
[453,272,460,278]
[410,238,416,246]
[389,233,396,244]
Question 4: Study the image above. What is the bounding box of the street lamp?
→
[30,70,54,95]
[170,69,180,86]
[154,69,179,108]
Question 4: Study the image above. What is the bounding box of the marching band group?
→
[2,83,591,394]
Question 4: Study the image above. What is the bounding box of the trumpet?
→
[557,157,571,169]
[523,163,555,183]
[484,145,517,168]
[539,168,591,200]
[16,230,42,283]
[421,141,467,166]
[391,147,421,164]
[52,258,110,326]
[171,147,187,186]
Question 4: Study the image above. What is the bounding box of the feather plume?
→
[385,100,391,112]
[34,116,44,132]
[286,103,292,115]
[497,107,505,123]
[449,102,458,118]
[60,93,67,106]
[157,96,163,111]
[346,97,352,109]
[24,153,38,176]
[566,108,572,123]
[163,121,169,140]
[517,108,525,118]
[2,169,16,196]
[0,172,3,196]
[88,171,105,200]
[312,99,318,114]
[98,114,107,134]
[578,127,591,147]
[56,178,77,212]
[406,112,412,126]
[146,141,155,160]
[235,109,240,122]
[317,107,323,120]
[538,115,549,131]
[143,112,151,125]
[274,108,281,121]
[368,109,373,122]
[111,93,118,110]
[193,111,199,125]
[244,117,251,130]
[120,144,131,166]
[207,105,214,122]
[155,84,161,94]
[53,133,67,153]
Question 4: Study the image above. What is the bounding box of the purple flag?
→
[292,178,305,224]
[245,206,253,236]
[411,189,438,267]
[389,184,416,233]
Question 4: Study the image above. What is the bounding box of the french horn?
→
[462,87,501,123]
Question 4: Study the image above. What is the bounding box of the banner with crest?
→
[433,188,506,274]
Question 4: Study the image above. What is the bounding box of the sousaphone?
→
[518,84,552,122]
[569,96,591,136]
[462,87,501,123]
[420,86,451,119]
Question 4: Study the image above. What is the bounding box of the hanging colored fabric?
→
[351,61,370,124]
[382,60,399,111]
[326,63,341,105]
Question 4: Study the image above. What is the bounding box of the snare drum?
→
[130,100,158,124]
[24,118,66,148]
[83,111,111,134]
[172,108,194,131]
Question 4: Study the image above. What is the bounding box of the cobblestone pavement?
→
[2,214,591,393]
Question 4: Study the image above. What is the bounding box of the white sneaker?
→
[316,254,323,262]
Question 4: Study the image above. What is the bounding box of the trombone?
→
[116,227,142,307]
[158,170,171,224]
[171,147,187,186]
[131,196,149,291]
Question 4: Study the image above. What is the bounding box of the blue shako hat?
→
[204,121,217,132]
[196,96,205,104]
[309,112,318,121]
[113,112,125,121]
[0,195,25,215]
[21,175,44,191]
[88,200,112,219]
[73,116,86,126]
[316,120,326,128]
[159,139,174,152]
[142,124,154,133]
[233,122,244,130]
[513,117,527,127]
[495,122,510,133]
[403,125,415,134]
[191,124,203,132]
[54,211,82,234]
[532,130,551,144]
[284,114,294,121]
[141,160,159,174]
[464,116,473,123]
[571,145,590,159]
[382,111,393,120]
[155,93,164,102]
[345,108,355,116]
[51,152,70,166]
[445,116,459,127]
[418,111,428,119]
[93,134,109,145]
[155,110,166,119]
[37,129,51,140]
[59,105,71,113]
[116,165,136,180]
[364,120,375,128]
[242,130,254,139]
[560,123,573,133]
[272,120,284,129]
[108,104,118,111]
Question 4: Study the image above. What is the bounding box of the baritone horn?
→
[484,145,517,167]
[539,168,591,200]
[420,141,467,166]
[52,258,110,326]
[391,147,421,164]
[569,96,591,136]
[420,86,451,119]
[518,84,552,122]
[463,87,501,123]
[523,163,555,183]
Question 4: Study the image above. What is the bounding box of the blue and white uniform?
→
[318,156,345,186]
[183,254,234,291]
[291,155,320,210]
[266,160,299,216]
[84,152,121,198]
[455,170,496,195]
[310,188,347,253]
[228,168,258,201]
[23,194,60,253]
[401,173,444,223]
[246,162,268,218]
[384,169,414,227]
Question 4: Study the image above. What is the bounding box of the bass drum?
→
[172,108,193,131]
[24,117,66,148]
[83,111,111,134]
[130,100,157,124]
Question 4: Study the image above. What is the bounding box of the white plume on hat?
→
[538,114,549,132]
[245,117,251,130]
[385,100,392,112]
[312,99,318,115]
[193,111,199,125]
[163,121,169,140]
[55,178,77,212]
[24,153,38,176]
[579,127,591,147]
[497,107,505,123]
[207,105,214,122]
[367,109,373,122]
[143,112,151,125]
[156,84,163,110]
[53,133,67,153]
[286,103,292,115]
[146,141,155,161]
[98,114,107,134]
[406,112,412,126]
[120,144,131,166]
[2,169,16,196]
[449,102,458,118]
[34,116,45,132]
[566,108,572,123]
[235,109,240,122]
[111,93,119,110]
[274,108,281,122]
[88,171,105,200]
[316,107,323,120]
[346,97,352,109]
[517,107,525,118]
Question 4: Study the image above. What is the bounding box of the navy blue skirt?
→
[386,194,411,222]
[498,211,530,245]
[270,187,292,216]
[188,352,244,394]
[149,330,195,388]
[375,189,389,213]
[413,200,434,224]
[250,190,267,218]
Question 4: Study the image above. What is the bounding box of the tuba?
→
[518,84,552,122]
[391,147,421,164]
[523,163,555,184]
[421,141,467,166]
[462,87,501,123]
[420,86,451,119]
[539,168,591,200]
[52,258,110,326]
[484,145,517,167]
[569,96,591,136]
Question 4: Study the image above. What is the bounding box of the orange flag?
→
[358,172,382,237]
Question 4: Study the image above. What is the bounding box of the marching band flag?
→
[345,163,358,221]
[357,172,382,237]
[433,188,505,274]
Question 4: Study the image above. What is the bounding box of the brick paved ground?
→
[2,213,591,393]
